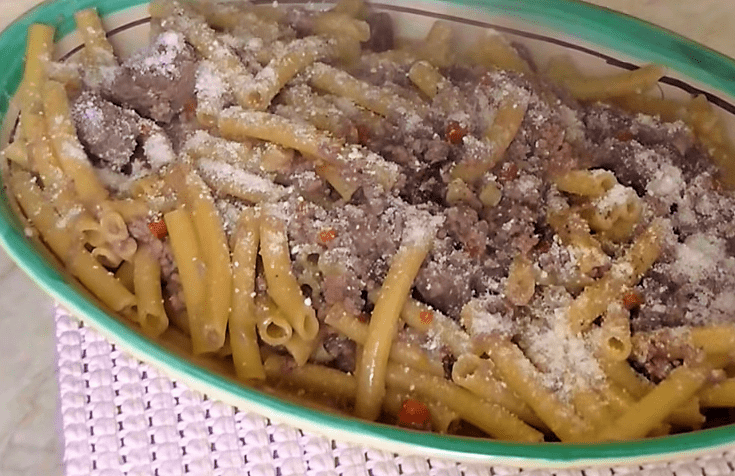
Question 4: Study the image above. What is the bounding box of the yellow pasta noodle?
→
[598,303,632,361]
[254,295,293,347]
[451,92,528,182]
[259,212,319,342]
[324,303,445,377]
[229,207,266,381]
[597,363,712,441]
[170,166,233,353]
[483,336,594,442]
[42,80,108,207]
[74,8,117,88]
[382,388,460,433]
[355,231,435,420]
[19,23,54,125]
[309,62,421,118]
[567,220,663,333]
[546,56,665,101]
[163,207,209,354]
[700,378,735,407]
[408,60,449,99]
[469,30,531,74]
[263,354,356,402]
[386,363,543,442]
[218,108,344,168]
[133,245,168,337]
[451,354,545,429]
[241,37,334,111]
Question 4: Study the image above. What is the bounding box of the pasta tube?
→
[355,231,434,420]
[133,245,168,337]
[229,208,266,380]
[164,208,209,354]
[483,336,594,442]
[567,220,663,333]
[597,363,712,441]
[386,363,543,442]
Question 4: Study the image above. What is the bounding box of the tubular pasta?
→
[355,231,434,420]
[133,245,169,337]
[451,354,545,429]
[73,8,117,88]
[598,303,632,361]
[451,92,528,182]
[382,389,460,433]
[19,23,54,129]
[42,80,108,207]
[218,108,344,167]
[264,354,356,401]
[164,207,209,354]
[169,166,233,353]
[259,212,319,342]
[417,21,453,68]
[254,295,293,346]
[469,30,531,74]
[386,363,543,442]
[567,220,663,333]
[241,37,333,111]
[309,62,421,118]
[324,303,445,377]
[597,363,711,441]
[408,60,449,99]
[483,336,594,442]
[229,207,266,381]
[546,56,665,101]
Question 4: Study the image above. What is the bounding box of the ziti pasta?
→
[4,0,735,443]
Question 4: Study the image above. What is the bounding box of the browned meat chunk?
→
[105,31,197,123]
[71,90,139,168]
[363,12,394,52]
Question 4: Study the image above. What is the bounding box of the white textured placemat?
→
[55,306,735,476]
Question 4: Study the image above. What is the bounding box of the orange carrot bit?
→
[622,290,644,310]
[445,121,467,145]
[419,310,434,325]
[318,228,337,244]
[148,219,168,240]
[398,398,431,429]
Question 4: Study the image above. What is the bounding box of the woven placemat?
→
[54,306,735,476]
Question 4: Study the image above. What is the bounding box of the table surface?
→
[1,1,734,474]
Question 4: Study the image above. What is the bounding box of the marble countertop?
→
[0,1,733,475]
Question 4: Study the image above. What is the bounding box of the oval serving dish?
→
[2,0,735,468]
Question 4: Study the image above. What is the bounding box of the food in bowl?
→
[3,0,735,444]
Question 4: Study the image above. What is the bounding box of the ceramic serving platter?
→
[2,0,735,467]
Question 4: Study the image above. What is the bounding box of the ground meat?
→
[581,104,711,189]
[629,329,697,382]
[415,241,478,317]
[286,196,407,315]
[322,332,357,373]
[363,12,394,53]
[105,31,197,123]
[442,206,490,259]
[71,90,139,168]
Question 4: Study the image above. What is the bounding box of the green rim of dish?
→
[2,0,735,465]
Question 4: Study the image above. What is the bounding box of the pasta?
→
[5,0,735,444]
[355,224,436,420]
